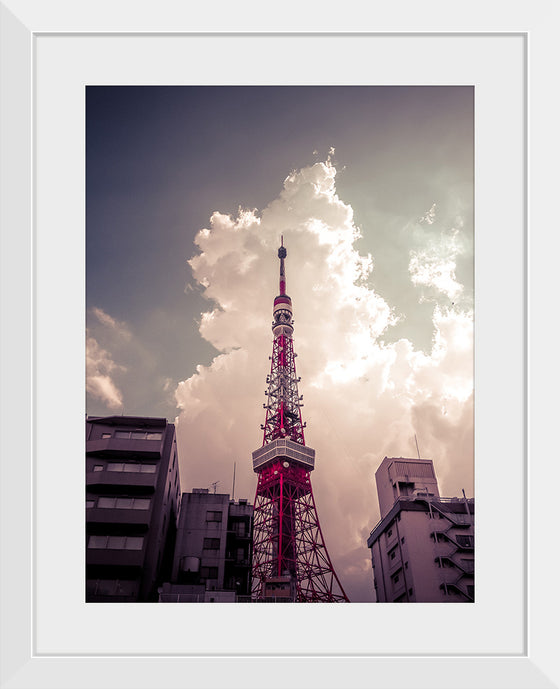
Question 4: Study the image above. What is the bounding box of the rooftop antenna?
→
[414,434,421,460]
[210,480,220,494]
[462,488,471,517]
[232,462,236,501]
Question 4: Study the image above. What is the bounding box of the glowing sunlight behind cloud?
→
[174,159,473,602]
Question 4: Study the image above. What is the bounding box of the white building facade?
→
[367,457,474,603]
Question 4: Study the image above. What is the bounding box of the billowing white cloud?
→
[86,333,125,409]
[409,225,466,302]
[175,159,473,602]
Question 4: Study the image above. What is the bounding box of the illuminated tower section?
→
[251,239,349,602]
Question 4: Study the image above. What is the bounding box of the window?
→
[86,499,95,509]
[200,566,218,579]
[87,535,144,550]
[392,574,399,584]
[387,529,392,538]
[461,559,474,573]
[123,536,143,550]
[88,535,108,549]
[203,538,220,550]
[467,585,475,599]
[232,521,246,536]
[96,496,151,510]
[206,511,222,522]
[87,579,136,596]
[389,549,396,561]
[92,465,104,472]
[401,537,405,544]
[107,536,126,549]
[106,462,156,473]
[115,430,162,441]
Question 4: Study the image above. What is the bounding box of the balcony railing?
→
[86,437,162,458]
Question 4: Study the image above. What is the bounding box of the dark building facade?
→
[86,415,180,602]
[158,489,253,603]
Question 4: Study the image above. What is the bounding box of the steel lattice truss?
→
[252,462,348,602]
[262,333,305,445]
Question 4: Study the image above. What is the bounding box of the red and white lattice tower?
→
[251,239,349,602]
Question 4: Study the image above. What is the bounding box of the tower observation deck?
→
[251,239,349,602]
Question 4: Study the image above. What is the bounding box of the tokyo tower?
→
[251,239,349,602]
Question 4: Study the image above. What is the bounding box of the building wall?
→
[369,499,474,602]
[375,456,440,518]
[86,415,181,602]
[168,490,253,599]
[224,499,253,596]
[172,490,230,590]
[368,457,474,603]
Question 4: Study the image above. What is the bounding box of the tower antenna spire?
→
[278,235,287,297]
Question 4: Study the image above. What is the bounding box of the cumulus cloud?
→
[175,159,473,602]
[86,333,125,409]
[409,225,466,302]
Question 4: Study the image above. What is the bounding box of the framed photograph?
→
[1,2,556,687]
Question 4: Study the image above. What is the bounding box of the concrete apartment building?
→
[86,415,181,602]
[159,489,253,602]
[367,456,474,602]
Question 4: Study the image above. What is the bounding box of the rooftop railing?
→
[368,495,474,538]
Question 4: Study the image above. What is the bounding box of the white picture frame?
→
[1,2,557,687]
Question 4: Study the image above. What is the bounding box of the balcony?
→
[86,507,152,526]
[86,471,157,490]
[86,437,162,458]
[86,548,145,568]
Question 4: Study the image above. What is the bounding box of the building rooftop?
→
[86,415,168,427]
[367,495,475,547]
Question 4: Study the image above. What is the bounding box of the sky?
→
[86,86,474,602]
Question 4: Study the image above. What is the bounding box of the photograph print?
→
[86,85,474,603]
